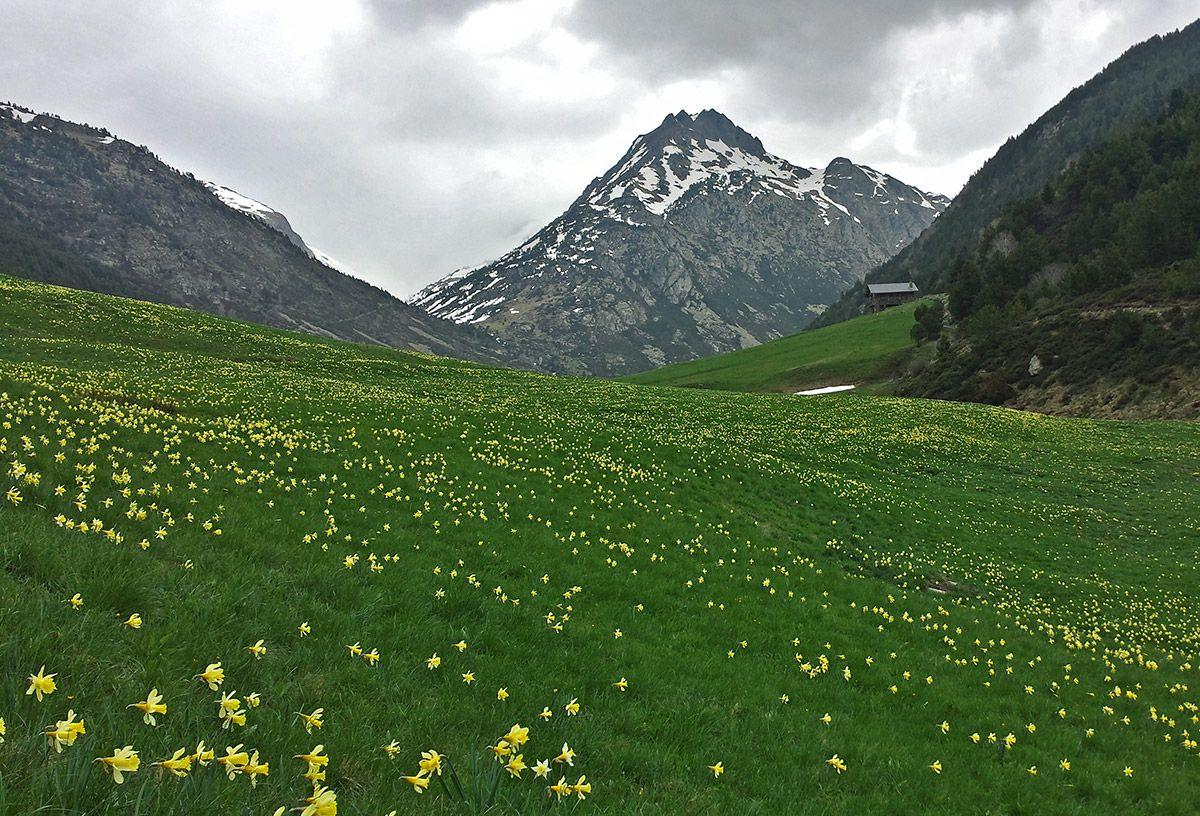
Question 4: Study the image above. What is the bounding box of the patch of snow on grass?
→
[795,384,856,396]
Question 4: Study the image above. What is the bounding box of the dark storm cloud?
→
[569,0,1034,72]
[1,1,1197,297]
[364,0,495,28]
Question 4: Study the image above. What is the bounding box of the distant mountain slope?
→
[816,18,1200,328]
[0,101,512,365]
[625,297,928,394]
[414,110,947,376]
[900,88,1200,418]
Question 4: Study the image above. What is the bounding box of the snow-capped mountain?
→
[203,182,353,277]
[414,109,949,376]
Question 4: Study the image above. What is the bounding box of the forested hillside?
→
[902,88,1200,417]
[816,19,1200,327]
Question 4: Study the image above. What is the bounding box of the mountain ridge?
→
[813,18,1200,328]
[414,108,947,376]
[0,99,520,366]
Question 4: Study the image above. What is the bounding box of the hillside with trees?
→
[901,88,1200,417]
[815,19,1200,328]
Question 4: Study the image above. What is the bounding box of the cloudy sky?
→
[3,1,1197,297]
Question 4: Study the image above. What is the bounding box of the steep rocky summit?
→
[414,109,947,376]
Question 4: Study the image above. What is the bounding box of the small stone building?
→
[867,282,919,313]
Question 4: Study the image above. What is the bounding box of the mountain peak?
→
[644,108,765,157]
[413,110,949,374]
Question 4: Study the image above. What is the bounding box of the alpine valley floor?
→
[1,274,1199,815]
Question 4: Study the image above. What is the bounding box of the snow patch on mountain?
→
[1,102,38,124]
[586,133,831,217]
[203,182,353,278]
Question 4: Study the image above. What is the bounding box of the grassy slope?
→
[1,275,1199,815]
[624,300,923,393]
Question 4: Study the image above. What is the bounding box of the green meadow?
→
[624,300,926,393]
[1,274,1198,815]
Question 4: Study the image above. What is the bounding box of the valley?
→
[2,275,1198,814]
[1,6,1199,815]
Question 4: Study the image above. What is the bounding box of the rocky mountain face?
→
[0,102,511,365]
[414,109,948,376]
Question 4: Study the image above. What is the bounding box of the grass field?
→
[1,274,1199,815]
[623,300,926,393]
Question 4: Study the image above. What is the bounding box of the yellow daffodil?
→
[302,785,338,815]
[707,761,724,777]
[554,743,575,766]
[419,749,443,776]
[454,640,467,652]
[503,723,529,747]
[96,745,140,784]
[533,759,551,779]
[614,677,628,692]
[155,748,193,778]
[929,760,942,774]
[549,776,571,800]
[245,692,261,708]
[296,745,329,767]
[218,691,241,719]
[67,593,84,609]
[218,744,249,779]
[45,709,85,752]
[497,687,509,701]
[1060,758,1071,772]
[383,740,401,758]
[565,698,580,716]
[123,613,142,629]
[462,671,475,685]
[194,740,215,765]
[298,621,311,637]
[402,774,430,793]
[243,750,269,786]
[246,640,267,659]
[539,706,553,721]
[826,754,848,774]
[299,708,324,733]
[196,662,224,690]
[426,653,441,670]
[26,666,57,702]
[505,753,527,778]
[572,775,591,800]
[129,688,167,726]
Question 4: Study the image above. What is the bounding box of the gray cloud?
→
[1,0,1197,297]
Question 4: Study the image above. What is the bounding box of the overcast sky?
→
[3,1,1197,297]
